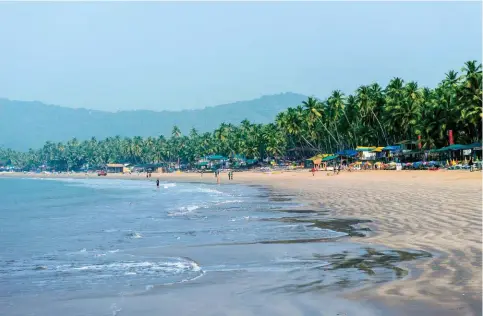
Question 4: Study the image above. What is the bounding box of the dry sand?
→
[2,169,482,315]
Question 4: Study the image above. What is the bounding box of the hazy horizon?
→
[0,1,481,111]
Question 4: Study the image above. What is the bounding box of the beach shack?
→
[305,154,322,168]
[321,154,338,170]
[459,142,482,160]
[195,161,210,169]
[206,155,228,170]
[370,147,386,160]
[356,146,377,160]
[106,163,127,173]
[336,149,358,166]
[380,145,401,162]
[432,143,482,163]
[304,154,337,169]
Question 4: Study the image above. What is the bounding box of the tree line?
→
[1,60,481,171]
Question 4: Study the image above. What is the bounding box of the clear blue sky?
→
[0,1,481,112]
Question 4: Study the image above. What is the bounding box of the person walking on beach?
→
[156,179,159,188]
[311,167,315,176]
[469,158,474,172]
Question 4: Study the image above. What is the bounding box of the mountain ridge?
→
[0,92,308,150]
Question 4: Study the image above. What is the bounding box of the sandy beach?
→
[2,169,481,315]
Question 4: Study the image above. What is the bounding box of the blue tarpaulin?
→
[336,149,357,157]
[382,145,401,151]
[206,155,227,160]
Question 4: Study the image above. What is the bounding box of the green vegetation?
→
[1,61,481,171]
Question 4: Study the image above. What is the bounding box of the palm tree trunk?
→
[316,118,340,150]
[371,110,389,145]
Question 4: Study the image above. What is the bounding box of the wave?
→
[5,257,204,286]
[168,205,200,217]
[214,199,244,205]
[68,248,121,257]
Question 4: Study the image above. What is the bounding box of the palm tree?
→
[2,60,481,168]
[301,97,338,150]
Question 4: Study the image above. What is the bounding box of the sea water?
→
[0,177,402,316]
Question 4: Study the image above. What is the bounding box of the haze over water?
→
[0,178,423,315]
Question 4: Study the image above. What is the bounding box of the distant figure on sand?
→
[201,169,204,177]
[156,179,159,188]
[311,167,315,176]
[469,158,474,172]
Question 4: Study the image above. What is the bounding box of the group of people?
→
[213,169,234,182]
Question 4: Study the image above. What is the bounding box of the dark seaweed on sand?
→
[329,248,432,278]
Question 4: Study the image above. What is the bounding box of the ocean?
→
[0,177,425,316]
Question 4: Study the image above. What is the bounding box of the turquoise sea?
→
[0,177,426,316]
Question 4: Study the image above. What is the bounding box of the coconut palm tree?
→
[2,60,481,169]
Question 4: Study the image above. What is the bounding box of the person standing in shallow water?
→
[156,179,159,188]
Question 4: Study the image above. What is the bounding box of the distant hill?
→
[0,92,307,150]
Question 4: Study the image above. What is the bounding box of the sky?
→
[0,1,481,112]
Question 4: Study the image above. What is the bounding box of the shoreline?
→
[2,170,482,315]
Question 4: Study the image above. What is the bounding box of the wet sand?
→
[2,169,481,315]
